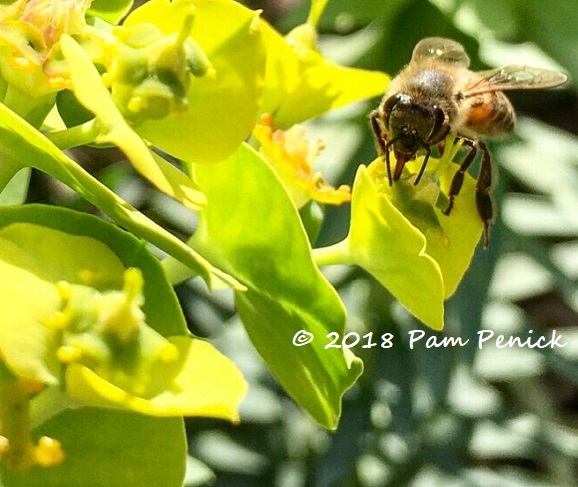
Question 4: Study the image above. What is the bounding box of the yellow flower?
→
[254,114,351,208]
[0,0,93,96]
[20,0,91,48]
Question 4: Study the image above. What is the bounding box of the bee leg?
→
[444,138,494,248]
[443,137,478,216]
[370,110,393,185]
[475,141,493,248]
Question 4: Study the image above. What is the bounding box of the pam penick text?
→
[290,329,567,350]
[408,329,566,349]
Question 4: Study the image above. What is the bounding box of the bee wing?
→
[463,65,568,96]
[411,37,471,67]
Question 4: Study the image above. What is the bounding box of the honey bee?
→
[370,37,568,247]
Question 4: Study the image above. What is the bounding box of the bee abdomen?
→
[464,92,516,137]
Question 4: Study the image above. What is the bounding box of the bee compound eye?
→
[433,105,445,123]
[382,94,404,119]
[383,94,415,132]
[429,104,448,140]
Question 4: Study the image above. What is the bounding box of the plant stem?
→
[44,119,101,149]
[2,84,55,128]
[307,0,330,28]
[312,238,351,267]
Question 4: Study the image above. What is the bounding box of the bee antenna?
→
[413,138,432,185]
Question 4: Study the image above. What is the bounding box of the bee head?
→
[381,93,449,180]
[384,93,449,148]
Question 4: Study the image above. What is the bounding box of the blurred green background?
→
[29,0,578,485]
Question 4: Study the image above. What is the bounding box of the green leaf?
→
[0,104,241,290]
[421,157,485,297]
[191,143,363,429]
[346,165,446,330]
[259,21,389,128]
[122,0,266,163]
[0,168,29,205]
[0,409,186,487]
[0,246,60,385]
[55,89,95,130]
[88,0,133,25]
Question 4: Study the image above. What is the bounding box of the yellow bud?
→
[0,436,9,456]
[43,311,69,331]
[78,269,98,284]
[56,345,83,364]
[55,280,71,303]
[159,343,179,363]
[127,95,144,114]
[34,436,65,467]
[97,268,145,342]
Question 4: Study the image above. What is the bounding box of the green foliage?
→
[191,1,578,487]
[1,409,186,487]
[259,20,388,128]
[121,0,267,162]
[88,0,133,24]
[0,205,245,482]
[1,0,576,486]
[0,101,236,289]
[191,144,363,428]
[0,0,387,483]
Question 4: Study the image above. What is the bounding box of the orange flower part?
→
[254,114,351,208]
[20,0,91,48]
[0,0,93,96]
